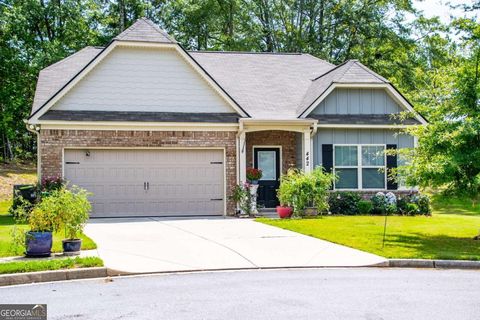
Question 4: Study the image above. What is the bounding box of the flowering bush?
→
[246,167,262,181]
[230,183,253,215]
[397,193,431,215]
[40,176,65,193]
[371,192,397,215]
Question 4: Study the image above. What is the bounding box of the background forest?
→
[1,0,479,195]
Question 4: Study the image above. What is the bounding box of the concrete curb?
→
[389,259,480,269]
[0,267,107,287]
[1,259,478,287]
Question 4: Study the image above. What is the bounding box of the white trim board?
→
[39,122,239,132]
[298,83,428,125]
[28,40,249,124]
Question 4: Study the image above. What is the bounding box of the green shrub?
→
[416,194,431,215]
[277,167,334,216]
[397,193,431,216]
[358,200,373,214]
[405,202,420,215]
[328,192,361,215]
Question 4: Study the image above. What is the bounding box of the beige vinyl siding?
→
[52,47,235,113]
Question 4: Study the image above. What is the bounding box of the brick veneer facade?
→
[40,129,238,215]
[245,130,298,173]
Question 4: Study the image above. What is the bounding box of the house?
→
[27,18,426,217]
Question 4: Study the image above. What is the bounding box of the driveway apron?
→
[85,218,387,273]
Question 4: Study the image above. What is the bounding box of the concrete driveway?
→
[85,217,387,273]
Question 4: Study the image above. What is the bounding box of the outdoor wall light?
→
[86,150,90,157]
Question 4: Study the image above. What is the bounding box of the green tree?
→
[400,16,480,197]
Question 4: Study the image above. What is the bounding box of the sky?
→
[413,0,477,23]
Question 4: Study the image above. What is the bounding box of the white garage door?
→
[64,149,225,217]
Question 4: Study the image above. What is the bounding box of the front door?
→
[254,147,280,208]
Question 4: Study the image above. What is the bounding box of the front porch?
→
[236,119,317,208]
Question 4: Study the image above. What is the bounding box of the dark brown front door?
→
[254,147,280,208]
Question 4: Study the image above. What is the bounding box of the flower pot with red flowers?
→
[246,167,262,184]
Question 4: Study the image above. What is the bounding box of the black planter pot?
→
[25,231,53,257]
[62,239,82,256]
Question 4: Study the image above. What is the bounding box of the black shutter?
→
[386,144,398,190]
[322,144,334,190]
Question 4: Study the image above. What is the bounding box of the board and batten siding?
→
[311,88,403,115]
[52,47,235,113]
[313,128,414,166]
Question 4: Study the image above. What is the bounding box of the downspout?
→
[310,120,318,168]
[24,120,41,182]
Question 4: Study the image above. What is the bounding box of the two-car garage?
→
[63,149,225,217]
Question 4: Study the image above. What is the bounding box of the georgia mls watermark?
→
[0,305,47,320]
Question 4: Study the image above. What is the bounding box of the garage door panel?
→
[64,149,224,217]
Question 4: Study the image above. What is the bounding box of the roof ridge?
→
[140,18,176,43]
[334,60,355,82]
[114,18,176,43]
[353,60,389,83]
[302,53,335,67]
[311,59,351,81]
[189,50,303,55]
[42,47,99,71]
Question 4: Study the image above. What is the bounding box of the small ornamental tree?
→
[277,167,334,216]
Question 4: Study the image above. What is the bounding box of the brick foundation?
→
[245,130,297,173]
[40,129,238,215]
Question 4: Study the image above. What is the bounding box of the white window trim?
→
[333,144,387,191]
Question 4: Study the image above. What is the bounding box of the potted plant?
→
[23,195,62,257]
[57,187,92,255]
[276,170,294,218]
[246,167,262,184]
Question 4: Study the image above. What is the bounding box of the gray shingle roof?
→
[114,18,176,43]
[31,19,415,122]
[298,60,389,116]
[40,110,239,123]
[31,46,103,114]
[189,51,334,119]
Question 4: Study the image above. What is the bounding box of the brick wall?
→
[245,130,297,173]
[40,129,238,215]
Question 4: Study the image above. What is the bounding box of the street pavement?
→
[1,268,479,319]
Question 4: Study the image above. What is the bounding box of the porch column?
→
[238,131,247,183]
[303,129,312,173]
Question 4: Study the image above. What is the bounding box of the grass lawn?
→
[0,204,97,257]
[0,256,103,275]
[0,216,97,257]
[257,196,480,260]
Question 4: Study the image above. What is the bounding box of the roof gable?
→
[298,60,389,116]
[48,46,239,114]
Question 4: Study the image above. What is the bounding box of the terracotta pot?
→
[276,206,293,219]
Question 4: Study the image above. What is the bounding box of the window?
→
[334,145,386,190]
